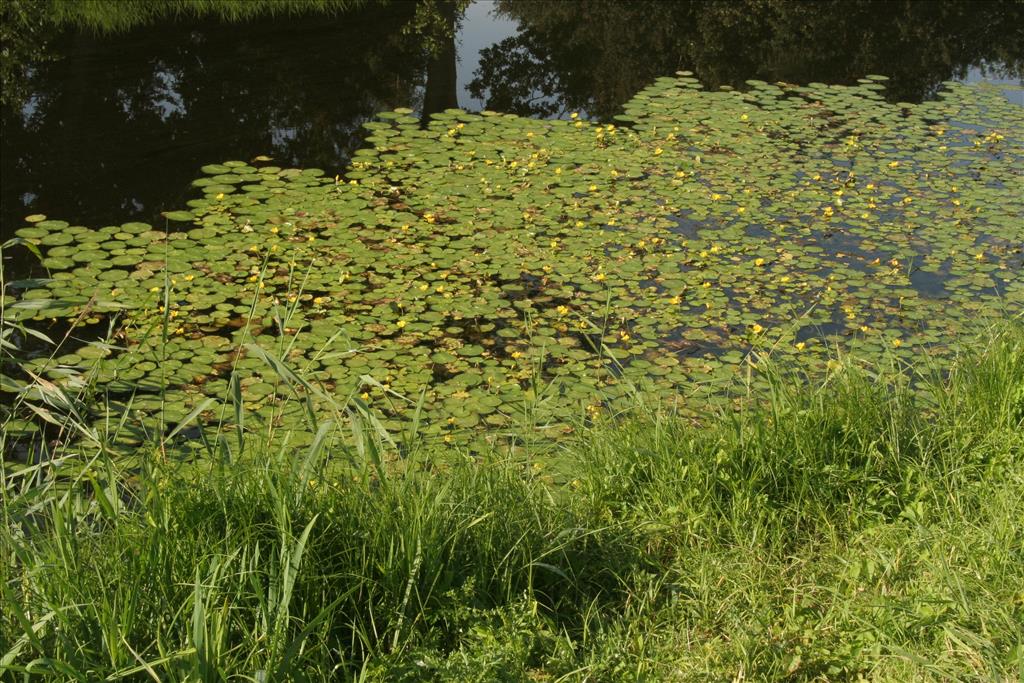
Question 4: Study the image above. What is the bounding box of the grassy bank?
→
[2,326,1023,681]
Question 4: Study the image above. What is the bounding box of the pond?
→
[3,0,1022,277]
[2,0,1023,453]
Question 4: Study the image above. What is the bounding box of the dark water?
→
[2,0,1022,280]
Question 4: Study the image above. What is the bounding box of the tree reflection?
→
[469,0,1024,118]
[1,3,426,234]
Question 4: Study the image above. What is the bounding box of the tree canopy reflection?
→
[1,3,428,236]
[469,0,1024,118]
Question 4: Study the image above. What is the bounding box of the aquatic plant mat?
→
[2,325,1023,679]
[4,73,1023,453]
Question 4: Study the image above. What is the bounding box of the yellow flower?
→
[795,341,806,351]
[619,331,630,341]
[654,147,663,156]
[360,392,370,400]
[556,305,569,316]
[823,206,834,217]
[736,206,746,214]
[888,161,899,169]
[711,193,722,201]
[588,184,598,192]
[751,323,764,334]
[702,281,711,288]
[892,338,902,348]
[975,252,985,261]
[570,112,579,119]
[554,167,562,175]
[511,351,522,359]
[668,295,681,305]
[594,272,606,282]
[215,193,225,200]
[396,320,407,329]
[424,212,436,224]
[740,113,749,121]
[754,257,765,267]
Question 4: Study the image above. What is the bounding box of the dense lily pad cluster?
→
[9,73,1024,446]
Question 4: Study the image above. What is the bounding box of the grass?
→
[45,0,374,33]
[1,322,1023,680]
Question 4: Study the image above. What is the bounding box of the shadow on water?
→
[1,1,433,277]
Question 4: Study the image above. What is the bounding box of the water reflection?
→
[469,0,1024,117]
[1,3,426,240]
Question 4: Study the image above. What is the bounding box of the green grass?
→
[2,325,1023,681]
[45,0,374,33]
